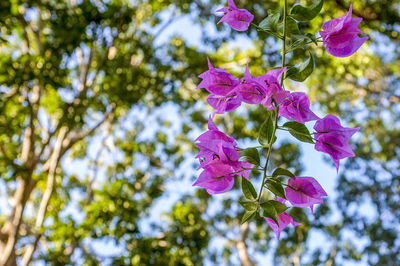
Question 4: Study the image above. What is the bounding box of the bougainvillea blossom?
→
[314,114,359,171]
[217,0,254,32]
[195,116,238,167]
[264,198,301,240]
[320,5,368,57]
[207,93,242,114]
[197,58,239,96]
[193,160,237,194]
[279,92,319,123]
[285,176,327,213]
[194,116,252,194]
[234,64,267,104]
[257,68,289,109]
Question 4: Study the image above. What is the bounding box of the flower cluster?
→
[193,0,364,240]
[198,60,290,114]
[194,116,252,194]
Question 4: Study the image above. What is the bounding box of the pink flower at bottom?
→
[265,198,301,240]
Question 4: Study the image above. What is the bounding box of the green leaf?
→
[288,33,318,52]
[286,51,315,82]
[258,112,274,146]
[290,0,323,21]
[241,210,257,224]
[259,202,278,225]
[305,33,318,45]
[239,148,260,166]
[265,178,286,199]
[259,9,281,33]
[266,200,289,214]
[282,121,314,143]
[272,167,295,178]
[239,200,258,211]
[278,17,300,37]
[241,178,258,200]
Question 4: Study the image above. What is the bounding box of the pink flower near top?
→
[234,64,267,104]
[217,0,254,32]
[234,65,289,109]
[320,5,368,57]
[264,198,301,240]
[197,58,239,96]
[285,176,327,213]
[257,68,289,109]
[207,93,242,114]
[313,114,360,171]
[198,59,242,114]
[279,92,319,123]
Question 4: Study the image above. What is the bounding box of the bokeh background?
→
[0,0,399,265]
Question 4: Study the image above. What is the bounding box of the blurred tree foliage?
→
[0,0,399,265]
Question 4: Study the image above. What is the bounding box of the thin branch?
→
[153,7,178,42]
[21,127,68,266]
[42,110,114,172]
[236,222,256,266]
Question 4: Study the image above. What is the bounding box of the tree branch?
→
[236,222,256,266]
[21,127,68,266]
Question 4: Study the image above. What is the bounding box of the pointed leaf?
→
[290,0,323,21]
[265,178,286,199]
[272,168,294,178]
[241,178,258,200]
[239,148,260,166]
[239,201,258,211]
[278,17,300,38]
[286,51,314,82]
[241,210,257,224]
[259,9,281,33]
[305,33,318,45]
[283,121,314,143]
[267,200,289,214]
[260,202,278,225]
[258,112,274,146]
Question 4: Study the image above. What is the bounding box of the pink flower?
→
[197,58,239,96]
[285,176,327,213]
[194,116,252,194]
[264,198,301,240]
[234,65,289,109]
[234,64,267,104]
[279,92,319,123]
[193,160,236,194]
[257,68,289,109]
[195,116,239,169]
[313,114,360,171]
[320,5,368,57]
[217,0,254,32]
[198,59,242,114]
[207,93,242,114]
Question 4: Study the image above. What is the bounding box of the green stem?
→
[257,107,280,202]
[277,126,317,142]
[257,0,288,203]
[280,0,288,85]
